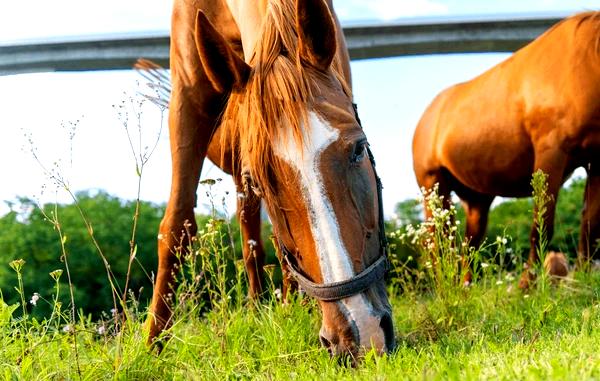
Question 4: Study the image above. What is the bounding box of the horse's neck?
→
[225,0,268,62]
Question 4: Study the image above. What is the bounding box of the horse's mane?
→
[219,0,349,209]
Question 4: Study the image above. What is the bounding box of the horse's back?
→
[511,12,600,132]
[480,11,600,168]
[413,11,600,196]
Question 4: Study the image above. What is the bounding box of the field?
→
[2,270,600,380]
[2,176,600,380]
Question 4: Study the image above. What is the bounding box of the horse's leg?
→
[148,83,220,342]
[578,164,600,266]
[463,196,494,247]
[235,185,266,298]
[461,194,494,284]
[518,150,567,289]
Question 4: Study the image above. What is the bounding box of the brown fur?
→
[544,251,569,281]
[413,12,600,289]
[148,0,392,357]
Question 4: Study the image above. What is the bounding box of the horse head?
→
[194,0,394,359]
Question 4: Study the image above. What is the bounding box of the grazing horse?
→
[412,11,600,288]
[148,0,394,357]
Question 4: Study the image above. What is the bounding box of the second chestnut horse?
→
[413,12,600,288]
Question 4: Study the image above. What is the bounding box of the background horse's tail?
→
[133,58,172,109]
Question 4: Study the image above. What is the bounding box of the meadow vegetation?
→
[1,171,599,380]
[2,90,598,378]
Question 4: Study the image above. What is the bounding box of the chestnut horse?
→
[148,0,394,357]
[413,12,600,288]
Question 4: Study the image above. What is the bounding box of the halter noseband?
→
[278,103,389,301]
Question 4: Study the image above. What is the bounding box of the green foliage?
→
[487,177,585,261]
[0,191,162,318]
[0,173,595,379]
[2,208,600,379]
[394,198,422,226]
[390,176,586,267]
[0,189,279,321]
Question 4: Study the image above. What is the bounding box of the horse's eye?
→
[351,141,367,163]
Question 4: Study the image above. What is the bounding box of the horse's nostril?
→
[379,312,396,352]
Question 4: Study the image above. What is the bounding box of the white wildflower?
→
[63,324,73,333]
[481,263,489,269]
[97,325,106,335]
[247,239,257,248]
[30,293,40,306]
[274,288,282,300]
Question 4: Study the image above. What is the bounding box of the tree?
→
[0,191,162,318]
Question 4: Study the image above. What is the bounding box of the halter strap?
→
[280,245,388,301]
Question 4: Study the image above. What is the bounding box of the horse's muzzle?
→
[319,309,395,361]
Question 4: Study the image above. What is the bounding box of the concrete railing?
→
[0,13,568,75]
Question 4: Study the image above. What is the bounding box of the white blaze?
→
[274,111,382,349]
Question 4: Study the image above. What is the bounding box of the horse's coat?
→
[413,11,600,287]
[149,0,393,357]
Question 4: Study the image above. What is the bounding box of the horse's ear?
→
[296,0,337,71]
[194,11,250,93]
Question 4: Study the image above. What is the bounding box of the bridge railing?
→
[0,13,569,75]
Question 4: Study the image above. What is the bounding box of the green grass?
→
[2,269,600,380]
[3,172,600,380]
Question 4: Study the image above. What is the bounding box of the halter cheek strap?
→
[281,245,388,301]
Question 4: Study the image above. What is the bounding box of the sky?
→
[0,0,598,218]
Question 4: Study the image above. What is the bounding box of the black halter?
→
[277,103,389,301]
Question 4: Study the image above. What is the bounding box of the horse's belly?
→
[441,133,534,197]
